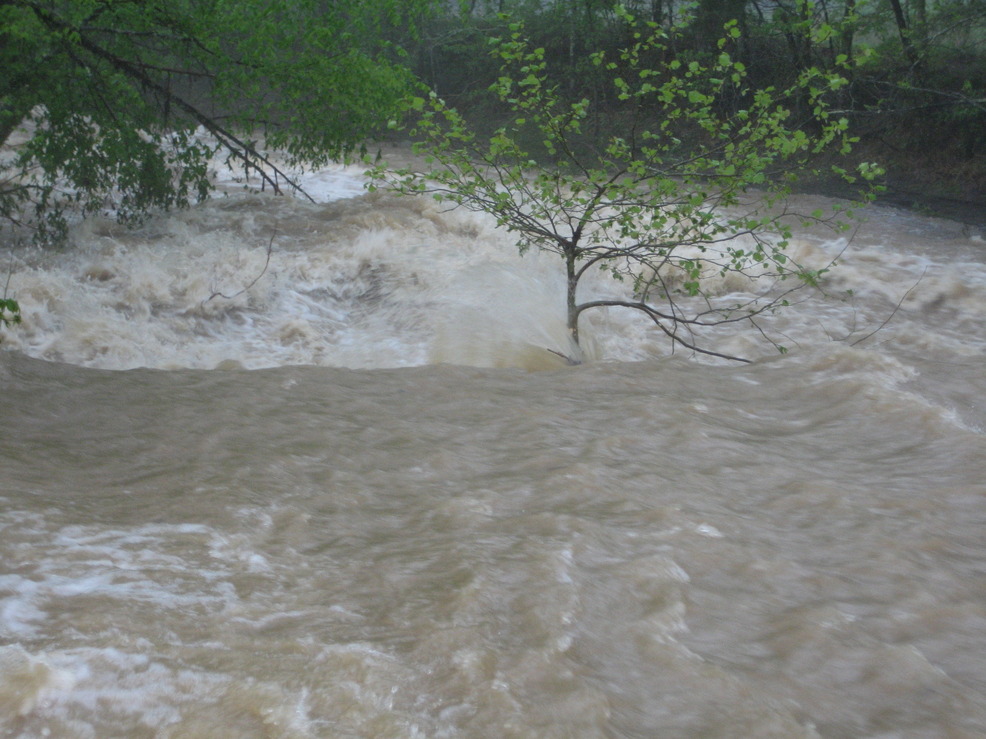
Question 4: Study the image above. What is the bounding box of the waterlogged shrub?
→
[0,297,20,341]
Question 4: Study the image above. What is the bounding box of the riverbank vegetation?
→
[403,0,985,219]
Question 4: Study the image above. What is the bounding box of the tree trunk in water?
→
[566,253,580,348]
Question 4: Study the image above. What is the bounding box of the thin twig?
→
[850,267,927,346]
[204,228,276,303]
[546,347,581,365]
[3,250,15,300]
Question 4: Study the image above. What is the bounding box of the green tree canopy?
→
[0,0,433,242]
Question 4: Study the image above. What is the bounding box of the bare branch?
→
[849,267,927,346]
[203,228,276,304]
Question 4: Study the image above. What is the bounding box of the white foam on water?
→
[0,343,984,735]
[0,645,77,718]
[0,504,327,735]
[0,644,319,738]
[3,151,986,371]
[3,129,986,371]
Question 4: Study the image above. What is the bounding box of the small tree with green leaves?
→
[374,8,882,362]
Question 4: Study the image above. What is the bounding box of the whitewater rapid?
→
[3,153,984,376]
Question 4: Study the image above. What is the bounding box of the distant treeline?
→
[394,0,986,206]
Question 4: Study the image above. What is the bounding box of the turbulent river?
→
[1,157,985,738]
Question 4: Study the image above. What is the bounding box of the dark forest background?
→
[394,0,985,221]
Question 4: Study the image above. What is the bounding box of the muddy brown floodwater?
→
[1,160,985,738]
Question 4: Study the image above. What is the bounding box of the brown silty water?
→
[1,159,984,737]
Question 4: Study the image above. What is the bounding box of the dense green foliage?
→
[374,10,882,361]
[0,0,433,242]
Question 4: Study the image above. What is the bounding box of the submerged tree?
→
[0,0,433,242]
[0,297,19,341]
[374,8,882,362]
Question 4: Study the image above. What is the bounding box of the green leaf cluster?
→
[0,297,20,342]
